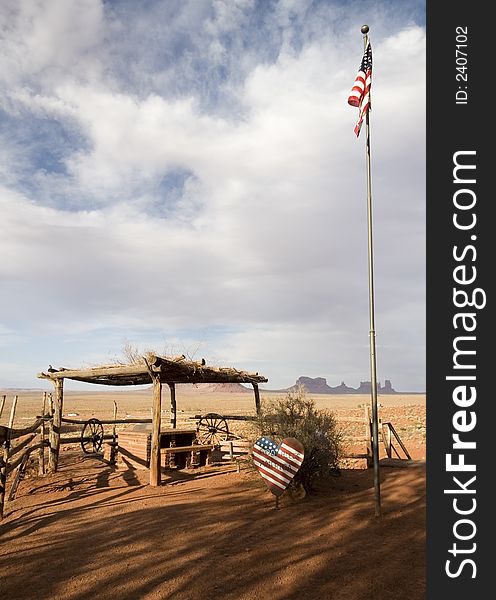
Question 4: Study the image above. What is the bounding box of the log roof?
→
[37,354,268,387]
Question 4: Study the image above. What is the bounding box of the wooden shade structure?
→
[38,354,267,486]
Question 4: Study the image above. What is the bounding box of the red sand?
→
[0,450,425,600]
[1,397,426,599]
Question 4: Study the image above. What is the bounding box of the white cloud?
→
[0,1,425,390]
[0,0,104,87]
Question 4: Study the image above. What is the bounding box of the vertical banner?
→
[427,2,493,597]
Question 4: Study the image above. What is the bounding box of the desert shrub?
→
[256,388,342,493]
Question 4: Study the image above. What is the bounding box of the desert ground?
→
[0,388,425,599]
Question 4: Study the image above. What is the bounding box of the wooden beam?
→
[8,416,51,440]
[8,433,37,459]
[60,417,151,425]
[49,379,64,473]
[37,356,268,387]
[150,376,162,487]
[6,442,48,476]
[38,363,154,380]
[169,383,176,429]
[0,395,6,420]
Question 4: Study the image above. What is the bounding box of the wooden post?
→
[384,423,392,458]
[110,400,117,464]
[388,422,412,460]
[150,376,162,486]
[49,379,64,473]
[169,383,176,429]
[8,396,18,428]
[364,405,373,468]
[38,392,47,475]
[1,396,18,519]
[252,383,261,416]
[0,395,6,420]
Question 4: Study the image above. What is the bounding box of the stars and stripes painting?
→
[348,41,372,137]
[253,437,305,497]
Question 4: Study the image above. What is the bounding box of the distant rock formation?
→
[293,377,334,394]
[288,376,398,394]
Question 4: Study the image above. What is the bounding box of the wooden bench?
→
[219,440,252,472]
[161,444,214,469]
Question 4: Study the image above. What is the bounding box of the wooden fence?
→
[0,393,153,519]
[0,393,52,519]
[337,407,412,465]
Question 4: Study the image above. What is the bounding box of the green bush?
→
[256,388,342,493]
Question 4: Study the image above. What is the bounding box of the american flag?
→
[348,41,372,137]
[253,437,305,497]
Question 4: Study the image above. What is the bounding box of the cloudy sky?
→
[0,0,425,392]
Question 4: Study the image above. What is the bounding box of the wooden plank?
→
[118,447,149,469]
[161,445,214,454]
[160,429,197,435]
[0,395,5,420]
[118,440,147,447]
[117,433,149,441]
[59,434,114,445]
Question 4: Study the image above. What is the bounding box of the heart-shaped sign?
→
[253,437,305,496]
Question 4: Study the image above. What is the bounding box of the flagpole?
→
[361,23,382,518]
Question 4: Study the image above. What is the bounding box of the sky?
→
[0,0,425,392]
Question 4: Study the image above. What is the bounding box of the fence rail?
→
[0,392,157,519]
[1,394,52,519]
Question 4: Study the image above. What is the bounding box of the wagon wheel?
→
[196,413,229,445]
[81,418,104,454]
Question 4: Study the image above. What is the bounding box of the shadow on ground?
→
[0,452,425,600]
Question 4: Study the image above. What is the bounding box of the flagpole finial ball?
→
[361,25,369,34]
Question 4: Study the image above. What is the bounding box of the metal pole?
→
[361,24,381,518]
